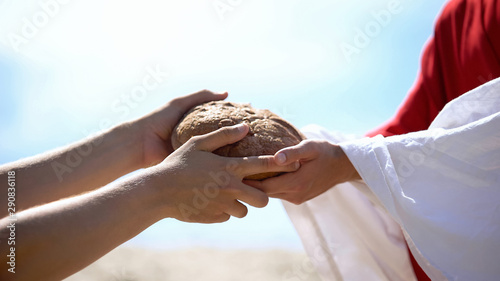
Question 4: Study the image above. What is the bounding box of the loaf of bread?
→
[171,101,304,180]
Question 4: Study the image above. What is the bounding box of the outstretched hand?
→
[149,123,300,223]
[245,140,360,205]
[133,89,228,168]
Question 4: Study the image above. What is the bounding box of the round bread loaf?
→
[171,101,304,180]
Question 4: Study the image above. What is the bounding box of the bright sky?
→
[0,0,447,249]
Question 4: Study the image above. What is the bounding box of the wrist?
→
[122,167,173,222]
[329,144,361,184]
[337,145,361,182]
[115,121,148,171]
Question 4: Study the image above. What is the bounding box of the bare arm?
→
[0,124,298,281]
[0,90,228,216]
[0,123,142,217]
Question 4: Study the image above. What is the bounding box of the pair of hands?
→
[246,140,360,205]
[132,90,298,223]
[134,90,359,223]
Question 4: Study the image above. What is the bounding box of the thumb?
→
[274,141,317,166]
[192,123,249,152]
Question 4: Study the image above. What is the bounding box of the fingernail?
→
[235,123,247,132]
[275,152,286,164]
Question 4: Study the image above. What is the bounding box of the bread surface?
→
[171,101,304,180]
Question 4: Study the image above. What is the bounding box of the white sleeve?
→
[339,80,500,281]
[282,126,416,281]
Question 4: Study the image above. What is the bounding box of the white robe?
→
[284,78,500,281]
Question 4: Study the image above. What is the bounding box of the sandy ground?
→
[64,246,321,281]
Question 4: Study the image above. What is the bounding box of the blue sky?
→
[0,0,448,249]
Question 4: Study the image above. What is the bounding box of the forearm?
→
[0,122,144,216]
[0,169,165,281]
[0,122,281,280]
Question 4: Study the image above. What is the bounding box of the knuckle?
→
[187,135,202,147]
[221,127,233,138]
[302,139,314,147]
[319,140,331,149]
[308,141,318,149]
[301,139,312,145]
[261,157,273,169]
[190,135,203,142]
[307,140,320,150]
[169,97,182,107]
[226,162,239,174]
[220,182,239,194]
[293,142,310,155]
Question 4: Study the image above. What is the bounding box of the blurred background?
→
[0,0,447,280]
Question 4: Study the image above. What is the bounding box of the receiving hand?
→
[245,140,360,205]
[148,123,300,223]
[133,89,228,168]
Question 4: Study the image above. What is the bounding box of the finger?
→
[243,179,265,191]
[215,214,231,223]
[191,123,249,152]
[174,90,228,112]
[224,200,249,219]
[244,172,298,194]
[203,213,231,224]
[274,141,318,166]
[268,193,289,200]
[246,181,302,205]
[230,181,269,208]
[233,156,300,178]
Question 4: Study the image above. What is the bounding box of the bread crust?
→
[171,101,304,180]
